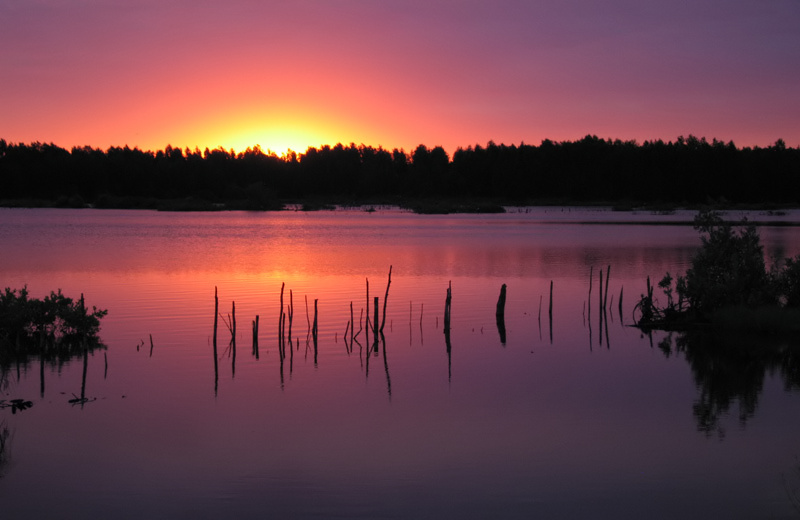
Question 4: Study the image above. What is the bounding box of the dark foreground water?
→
[2,207,800,519]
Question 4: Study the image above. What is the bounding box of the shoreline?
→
[4,199,800,227]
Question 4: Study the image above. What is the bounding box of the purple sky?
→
[2,0,798,154]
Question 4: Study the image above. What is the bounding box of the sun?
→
[171,105,367,157]
[226,126,326,156]
[199,110,352,157]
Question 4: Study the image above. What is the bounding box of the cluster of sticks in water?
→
[209,264,622,371]
[211,267,395,377]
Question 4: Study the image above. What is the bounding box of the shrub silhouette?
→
[637,210,800,329]
[0,287,107,350]
[682,211,772,316]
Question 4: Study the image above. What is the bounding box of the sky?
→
[2,0,799,155]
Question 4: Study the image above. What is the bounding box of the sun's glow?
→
[181,108,364,157]
[225,125,328,156]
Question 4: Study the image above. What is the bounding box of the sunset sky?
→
[2,0,798,155]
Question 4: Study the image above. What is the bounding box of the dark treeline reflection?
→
[1,136,799,207]
[656,331,800,438]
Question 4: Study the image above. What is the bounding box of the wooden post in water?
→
[588,266,593,317]
[603,265,611,311]
[496,284,507,318]
[350,301,355,348]
[253,315,260,359]
[149,334,154,357]
[496,283,507,345]
[618,286,624,322]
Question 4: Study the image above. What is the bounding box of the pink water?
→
[2,207,800,519]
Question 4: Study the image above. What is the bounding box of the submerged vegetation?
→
[635,211,800,332]
[1,136,799,211]
[0,287,107,365]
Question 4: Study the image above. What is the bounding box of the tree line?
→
[1,135,798,209]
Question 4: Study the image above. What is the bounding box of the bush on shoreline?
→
[636,210,800,332]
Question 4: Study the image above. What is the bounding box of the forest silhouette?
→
[1,135,798,210]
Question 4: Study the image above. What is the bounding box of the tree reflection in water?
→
[0,420,9,478]
[657,331,800,438]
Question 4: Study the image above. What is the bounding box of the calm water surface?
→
[2,207,800,519]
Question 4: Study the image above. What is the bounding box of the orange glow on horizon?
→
[152,105,380,156]
[220,123,333,156]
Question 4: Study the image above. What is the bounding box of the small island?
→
[635,210,800,333]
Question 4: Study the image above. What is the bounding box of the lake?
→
[2,207,800,519]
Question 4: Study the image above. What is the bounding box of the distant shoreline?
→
[3,138,800,212]
[3,197,800,224]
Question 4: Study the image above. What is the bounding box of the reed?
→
[232,301,237,369]
[288,290,294,346]
[213,287,219,390]
[381,266,392,333]
[599,269,603,311]
[365,278,370,334]
[312,299,318,341]
[354,307,363,341]
[549,280,554,344]
[278,283,285,356]
[313,298,319,364]
[374,296,380,346]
